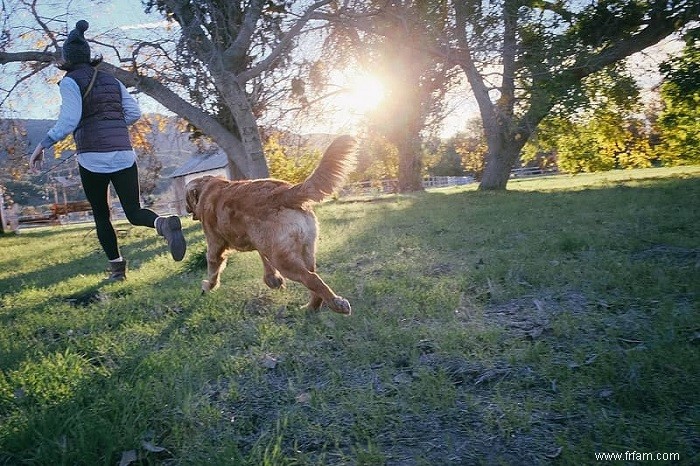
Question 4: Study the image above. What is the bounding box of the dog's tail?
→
[280,135,357,206]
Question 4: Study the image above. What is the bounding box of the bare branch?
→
[223,0,265,71]
[28,0,63,50]
[0,61,51,107]
[237,0,334,83]
[0,50,57,64]
[569,4,700,79]
[161,0,216,61]
[90,38,125,63]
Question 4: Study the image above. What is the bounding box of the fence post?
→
[0,186,17,233]
[0,186,6,233]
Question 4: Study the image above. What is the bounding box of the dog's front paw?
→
[201,279,219,293]
[329,296,352,315]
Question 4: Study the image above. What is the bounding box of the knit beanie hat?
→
[62,20,91,64]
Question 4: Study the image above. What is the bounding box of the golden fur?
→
[185,135,357,314]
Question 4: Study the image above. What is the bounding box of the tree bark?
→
[213,74,269,179]
[396,132,424,192]
[479,141,521,190]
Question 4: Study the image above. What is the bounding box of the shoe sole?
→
[165,216,187,261]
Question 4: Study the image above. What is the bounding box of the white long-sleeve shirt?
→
[41,76,141,173]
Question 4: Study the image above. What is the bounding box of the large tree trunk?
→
[479,142,521,190]
[217,77,269,180]
[479,120,531,190]
[397,132,424,192]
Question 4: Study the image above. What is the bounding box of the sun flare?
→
[335,71,386,114]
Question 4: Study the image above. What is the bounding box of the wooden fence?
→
[510,167,559,178]
[341,176,475,197]
[15,201,93,229]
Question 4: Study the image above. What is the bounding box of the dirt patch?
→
[475,291,590,340]
[632,244,700,267]
[65,290,107,307]
[197,348,565,465]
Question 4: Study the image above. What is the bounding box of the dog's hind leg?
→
[260,253,285,289]
[299,243,325,311]
[272,255,351,315]
[303,274,350,315]
[202,242,228,292]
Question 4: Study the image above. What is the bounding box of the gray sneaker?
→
[156,216,187,261]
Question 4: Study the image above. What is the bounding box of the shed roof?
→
[169,151,229,178]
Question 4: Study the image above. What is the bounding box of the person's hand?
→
[29,144,44,174]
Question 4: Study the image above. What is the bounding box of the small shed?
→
[169,151,232,215]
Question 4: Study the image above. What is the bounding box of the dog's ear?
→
[185,180,201,220]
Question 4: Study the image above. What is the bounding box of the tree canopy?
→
[655,32,700,166]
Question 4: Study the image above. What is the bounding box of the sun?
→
[334,71,386,115]
[299,69,387,133]
[347,73,386,112]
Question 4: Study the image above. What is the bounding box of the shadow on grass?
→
[0,223,201,295]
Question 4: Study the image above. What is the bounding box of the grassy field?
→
[1,166,698,465]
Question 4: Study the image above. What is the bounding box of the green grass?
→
[1,166,698,465]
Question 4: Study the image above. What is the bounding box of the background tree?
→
[454,119,488,180]
[264,133,322,184]
[129,118,163,202]
[425,119,488,180]
[0,119,29,181]
[541,113,654,173]
[364,1,456,192]
[444,0,700,190]
[655,31,700,166]
[352,136,399,187]
[425,139,465,177]
[0,119,37,208]
[0,0,345,179]
[523,66,655,172]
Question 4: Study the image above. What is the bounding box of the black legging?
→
[79,163,158,260]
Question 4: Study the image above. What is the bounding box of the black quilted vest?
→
[65,64,133,153]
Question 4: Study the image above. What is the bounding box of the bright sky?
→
[2,0,165,117]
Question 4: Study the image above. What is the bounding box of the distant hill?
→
[0,117,199,206]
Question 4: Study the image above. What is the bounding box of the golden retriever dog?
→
[185,135,357,314]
